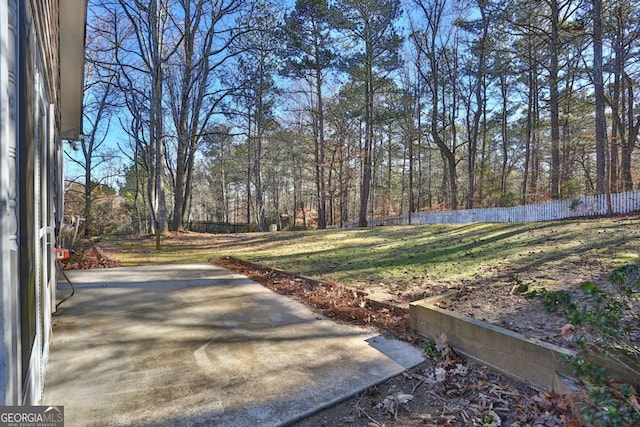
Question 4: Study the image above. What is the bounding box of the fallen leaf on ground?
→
[435,333,451,358]
[377,392,414,417]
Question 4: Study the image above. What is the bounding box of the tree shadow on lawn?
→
[252,222,567,283]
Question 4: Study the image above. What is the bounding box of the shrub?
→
[542,264,640,426]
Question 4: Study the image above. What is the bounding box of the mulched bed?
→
[214,256,418,343]
[61,240,122,270]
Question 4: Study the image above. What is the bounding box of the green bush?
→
[545,264,640,426]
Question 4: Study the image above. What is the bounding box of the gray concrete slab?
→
[43,264,424,426]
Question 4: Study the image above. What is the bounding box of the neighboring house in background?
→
[1,0,86,404]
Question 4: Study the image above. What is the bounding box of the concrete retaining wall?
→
[409,293,576,392]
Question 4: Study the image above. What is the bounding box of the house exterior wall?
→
[0,0,22,406]
[1,0,73,405]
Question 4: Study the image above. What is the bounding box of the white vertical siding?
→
[0,0,22,405]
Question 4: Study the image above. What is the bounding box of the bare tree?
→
[167,0,246,231]
[411,0,460,210]
[67,1,123,236]
[115,0,181,247]
[460,0,491,208]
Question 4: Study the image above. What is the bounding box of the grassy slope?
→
[104,217,640,290]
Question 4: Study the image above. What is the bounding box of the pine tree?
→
[335,0,402,227]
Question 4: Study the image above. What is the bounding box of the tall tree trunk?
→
[173,136,187,231]
[430,70,457,209]
[609,51,622,194]
[523,56,534,203]
[246,111,252,225]
[478,77,488,203]
[530,68,541,198]
[549,0,561,198]
[415,88,422,215]
[255,60,268,231]
[387,127,392,216]
[500,74,509,194]
[150,0,168,249]
[84,168,92,236]
[220,163,229,223]
[623,78,639,191]
[170,0,192,232]
[593,0,609,205]
[408,113,415,223]
[358,50,374,227]
[606,79,617,195]
[467,3,488,208]
[316,63,327,229]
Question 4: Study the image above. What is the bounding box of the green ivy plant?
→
[423,340,446,362]
[540,264,640,426]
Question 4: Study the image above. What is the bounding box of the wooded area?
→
[65,0,640,237]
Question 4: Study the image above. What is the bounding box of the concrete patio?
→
[43,264,424,426]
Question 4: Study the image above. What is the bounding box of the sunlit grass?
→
[102,217,640,287]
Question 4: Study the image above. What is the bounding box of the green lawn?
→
[102,217,640,292]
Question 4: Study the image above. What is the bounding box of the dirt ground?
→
[342,251,637,350]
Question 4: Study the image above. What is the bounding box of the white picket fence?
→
[341,190,640,228]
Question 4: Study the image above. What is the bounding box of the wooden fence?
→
[187,221,250,234]
[342,190,640,228]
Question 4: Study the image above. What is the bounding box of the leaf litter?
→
[214,256,576,426]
